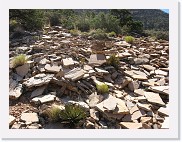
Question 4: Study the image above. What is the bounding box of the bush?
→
[12,54,27,68]
[96,83,109,94]
[70,29,81,36]
[107,54,120,69]
[45,107,62,122]
[89,29,108,40]
[124,36,135,44]
[108,31,116,37]
[59,104,87,128]
[144,30,169,41]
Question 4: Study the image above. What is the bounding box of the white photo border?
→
[0,0,179,139]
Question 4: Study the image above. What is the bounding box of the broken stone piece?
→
[62,58,74,67]
[15,63,29,77]
[64,67,85,81]
[9,115,16,126]
[119,122,143,129]
[88,54,106,66]
[32,94,56,104]
[20,113,39,123]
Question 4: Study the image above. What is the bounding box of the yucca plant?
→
[96,83,109,94]
[124,36,135,44]
[12,54,27,68]
[45,106,62,122]
[59,104,87,128]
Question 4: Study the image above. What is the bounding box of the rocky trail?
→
[9,26,169,129]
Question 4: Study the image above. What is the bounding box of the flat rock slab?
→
[32,94,56,104]
[117,52,132,58]
[148,86,169,95]
[124,70,147,80]
[64,68,85,81]
[150,69,168,76]
[137,103,152,111]
[119,122,143,129]
[62,58,74,67]
[45,64,62,73]
[20,113,39,123]
[144,92,165,106]
[140,65,156,71]
[68,100,90,111]
[134,89,145,96]
[23,74,54,88]
[30,85,46,98]
[158,107,169,116]
[95,67,109,74]
[9,115,16,126]
[15,63,29,77]
[88,54,106,66]
[97,95,129,114]
[114,41,131,47]
[9,84,23,99]
[88,92,100,108]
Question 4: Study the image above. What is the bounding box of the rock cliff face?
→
[9,26,169,129]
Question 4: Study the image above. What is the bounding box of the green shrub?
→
[59,104,87,128]
[124,36,135,44]
[70,29,81,36]
[108,31,116,37]
[89,29,108,40]
[45,107,62,122]
[107,54,120,69]
[12,54,27,68]
[96,83,109,94]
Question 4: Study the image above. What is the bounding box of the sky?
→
[161,9,169,13]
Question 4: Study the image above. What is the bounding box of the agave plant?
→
[59,104,87,128]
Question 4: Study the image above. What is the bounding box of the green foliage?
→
[45,107,62,122]
[9,9,44,31]
[59,104,87,128]
[108,31,116,37]
[145,30,169,40]
[69,29,81,36]
[12,54,27,68]
[96,83,109,94]
[89,29,108,40]
[106,54,120,69]
[124,36,135,44]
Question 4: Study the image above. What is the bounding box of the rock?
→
[114,41,131,47]
[161,117,169,129]
[144,92,165,106]
[68,100,90,111]
[128,81,139,92]
[42,35,51,40]
[9,115,16,126]
[62,58,74,67]
[15,63,29,77]
[122,114,132,122]
[90,109,99,121]
[140,117,152,123]
[158,107,169,116]
[117,52,132,58]
[133,58,149,65]
[88,54,106,66]
[119,122,143,129]
[126,100,135,110]
[23,74,54,88]
[148,86,169,96]
[20,113,39,123]
[45,64,62,73]
[150,69,168,76]
[39,58,50,65]
[95,67,109,74]
[30,85,46,98]
[9,84,23,99]
[83,65,93,71]
[124,70,147,80]
[140,65,156,71]
[85,120,95,129]
[137,103,152,111]
[131,109,146,120]
[114,90,124,99]
[103,96,117,111]
[88,92,100,108]
[134,89,145,96]
[64,67,85,81]
[32,94,56,104]
[11,123,22,129]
